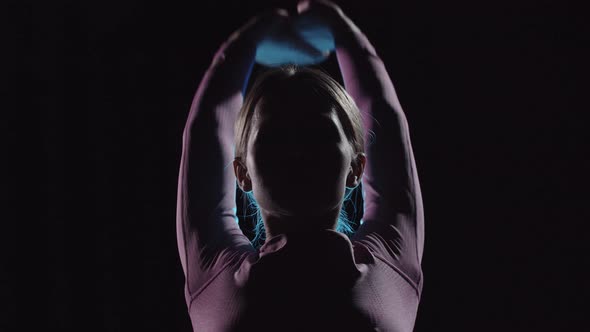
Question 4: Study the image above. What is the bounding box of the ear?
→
[233,158,253,192]
[346,152,366,189]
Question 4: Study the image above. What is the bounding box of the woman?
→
[176,1,424,331]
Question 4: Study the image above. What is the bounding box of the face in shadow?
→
[239,94,358,221]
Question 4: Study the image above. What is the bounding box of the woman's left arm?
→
[176,10,287,302]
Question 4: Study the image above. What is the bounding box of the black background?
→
[15,0,589,331]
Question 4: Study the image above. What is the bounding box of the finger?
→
[243,8,290,43]
[296,0,335,24]
[254,8,290,32]
[295,0,353,41]
[297,0,311,14]
[227,8,289,45]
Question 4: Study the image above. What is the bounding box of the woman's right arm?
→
[176,10,289,305]
[299,0,425,293]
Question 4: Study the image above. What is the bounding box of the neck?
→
[261,204,342,239]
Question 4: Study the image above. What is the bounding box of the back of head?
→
[235,64,365,166]
[234,64,366,246]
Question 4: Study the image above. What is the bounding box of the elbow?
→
[182,123,192,145]
[369,98,409,134]
[372,95,406,119]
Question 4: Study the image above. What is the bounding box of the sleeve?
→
[335,23,425,289]
[176,37,257,304]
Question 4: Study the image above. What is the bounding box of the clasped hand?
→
[224,0,352,66]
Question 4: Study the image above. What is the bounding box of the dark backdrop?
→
[16,0,588,331]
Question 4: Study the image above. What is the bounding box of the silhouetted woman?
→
[176,1,424,331]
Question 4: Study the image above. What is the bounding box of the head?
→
[233,64,366,243]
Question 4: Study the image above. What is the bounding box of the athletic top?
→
[176,18,425,332]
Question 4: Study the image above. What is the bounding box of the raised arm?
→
[176,10,287,302]
[299,0,424,290]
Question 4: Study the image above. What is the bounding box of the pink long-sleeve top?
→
[176,19,424,332]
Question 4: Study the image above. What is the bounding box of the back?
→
[187,230,421,332]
